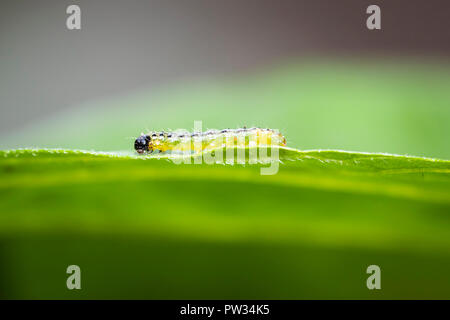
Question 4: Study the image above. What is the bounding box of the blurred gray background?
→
[1,0,449,135]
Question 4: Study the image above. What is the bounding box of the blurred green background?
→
[1,60,450,299]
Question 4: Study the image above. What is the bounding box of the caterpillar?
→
[134,127,287,154]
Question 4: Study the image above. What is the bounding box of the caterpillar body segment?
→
[134,127,286,154]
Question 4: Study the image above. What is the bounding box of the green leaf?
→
[1,148,450,299]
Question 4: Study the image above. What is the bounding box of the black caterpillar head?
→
[134,134,151,154]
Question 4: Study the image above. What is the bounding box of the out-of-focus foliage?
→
[1,61,450,159]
